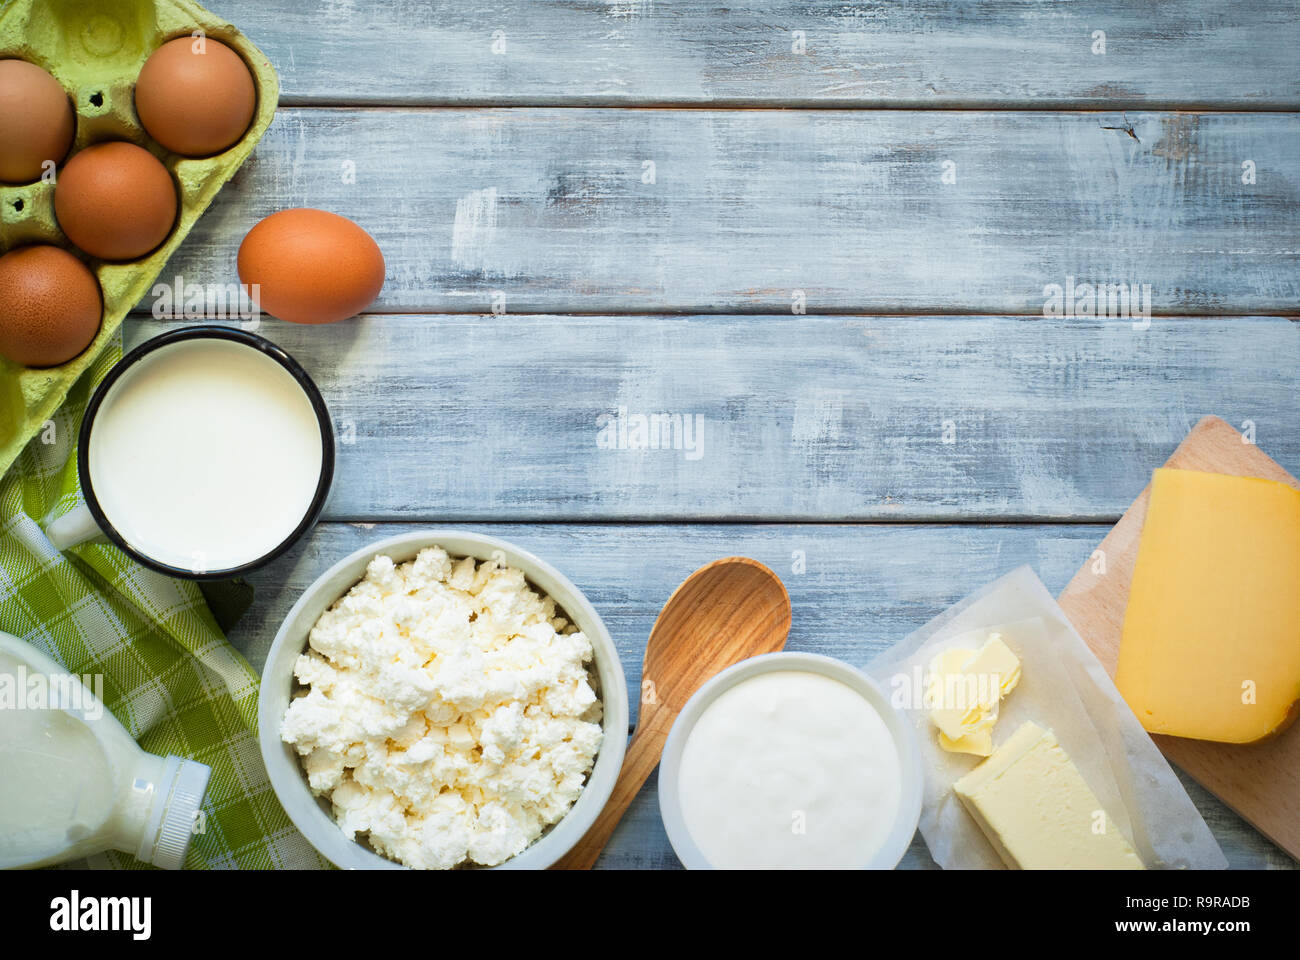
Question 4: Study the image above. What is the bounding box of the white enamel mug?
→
[44,325,334,580]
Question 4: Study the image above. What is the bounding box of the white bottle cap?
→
[137,755,212,870]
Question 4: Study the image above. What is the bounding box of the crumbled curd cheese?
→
[281,548,604,869]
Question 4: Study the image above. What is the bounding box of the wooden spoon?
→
[552,556,791,870]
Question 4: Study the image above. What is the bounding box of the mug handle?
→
[44,503,106,551]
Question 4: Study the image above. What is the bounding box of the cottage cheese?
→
[281,548,604,869]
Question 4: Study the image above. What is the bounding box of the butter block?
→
[1117,468,1300,743]
[927,634,1021,756]
[954,722,1144,870]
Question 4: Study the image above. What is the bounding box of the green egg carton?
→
[0,0,278,477]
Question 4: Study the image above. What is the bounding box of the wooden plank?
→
[204,0,1300,108]
[232,519,1293,869]
[231,522,1104,697]
[126,315,1300,522]
[158,108,1300,315]
[1060,415,1300,861]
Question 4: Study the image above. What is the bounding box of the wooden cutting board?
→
[1058,415,1300,862]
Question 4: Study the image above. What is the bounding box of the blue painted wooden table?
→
[128,0,1300,868]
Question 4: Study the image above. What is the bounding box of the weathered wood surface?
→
[155,108,1300,316]
[203,0,1300,108]
[144,0,1300,869]
[125,315,1300,522]
[230,519,1295,869]
[225,520,1124,700]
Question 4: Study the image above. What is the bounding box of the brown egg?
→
[238,209,385,325]
[54,142,178,261]
[0,59,76,184]
[0,245,102,367]
[135,37,256,157]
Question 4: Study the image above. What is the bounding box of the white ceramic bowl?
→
[258,530,628,870]
[657,651,923,869]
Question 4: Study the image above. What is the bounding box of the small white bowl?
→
[658,652,923,869]
[258,530,628,870]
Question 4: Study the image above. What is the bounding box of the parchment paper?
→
[868,566,1226,870]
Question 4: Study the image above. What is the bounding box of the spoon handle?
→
[551,709,673,870]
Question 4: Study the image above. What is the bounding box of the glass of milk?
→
[44,326,334,579]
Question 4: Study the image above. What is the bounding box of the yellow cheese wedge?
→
[1117,468,1300,743]
[954,722,1145,870]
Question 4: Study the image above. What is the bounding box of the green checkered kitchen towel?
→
[0,332,327,869]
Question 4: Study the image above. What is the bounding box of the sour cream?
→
[675,670,903,869]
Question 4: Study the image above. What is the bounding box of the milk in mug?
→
[83,334,327,573]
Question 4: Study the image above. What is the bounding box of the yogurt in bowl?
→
[658,652,922,869]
